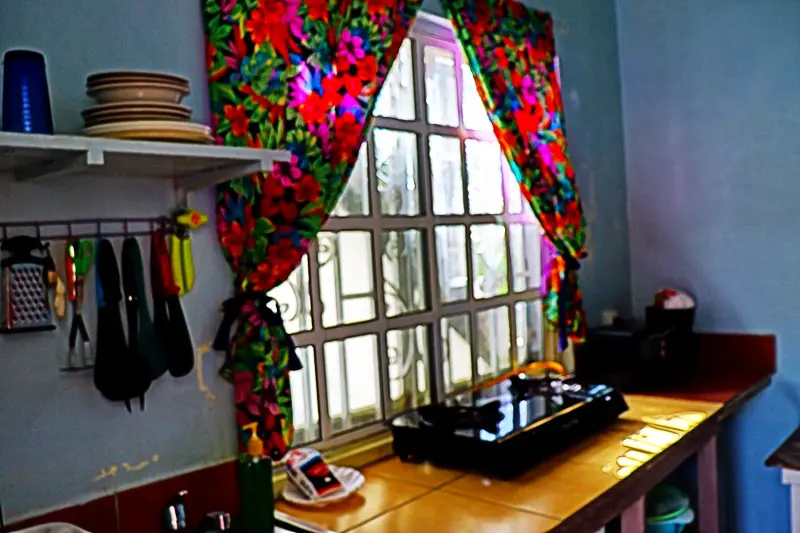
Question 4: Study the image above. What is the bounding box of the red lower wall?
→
[8,460,239,533]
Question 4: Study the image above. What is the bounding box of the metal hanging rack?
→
[0,216,175,242]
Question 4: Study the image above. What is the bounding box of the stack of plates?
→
[82,71,212,143]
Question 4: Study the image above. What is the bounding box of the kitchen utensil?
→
[0,235,55,333]
[2,49,54,134]
[282,465,365,508]
[94,239,151,412]
[170,209,207,296]
[122,237,167,382]
[62,239,95,371]
[197,512,232,532]
[151,230,194,377]
[87,82,189,104]
[87,70,189,88]
[163,490,189,532]
[42,243,66,319]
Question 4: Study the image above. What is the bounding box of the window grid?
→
[276,16,545,448]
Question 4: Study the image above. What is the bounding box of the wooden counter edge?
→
[549,376,771,533]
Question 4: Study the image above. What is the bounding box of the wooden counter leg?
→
[621,496,645,533]
[698,434,719,533]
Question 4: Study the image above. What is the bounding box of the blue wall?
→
[0,0,630,522]
[617,1,800,530]
[0,0,236,523]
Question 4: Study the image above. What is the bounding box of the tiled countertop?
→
[277,394,737,533]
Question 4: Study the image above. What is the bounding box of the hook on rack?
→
[123,219,129,236]
[67,222,73,238]
[35,223,41,241]
[95,221,102,239]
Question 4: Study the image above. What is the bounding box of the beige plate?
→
[87,70,189,87]
[83,121,212,144]
[82,101,191,117]
[83,102,191,126]
[85,130,213,144]
[84,113,190,127]
[87,82,190,104]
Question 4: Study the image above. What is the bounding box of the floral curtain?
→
[203,0,423,460]
[443,0,587,350]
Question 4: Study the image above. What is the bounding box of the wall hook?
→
[95,221,102,239]
[35,223,41,240]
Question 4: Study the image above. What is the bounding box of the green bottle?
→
[240,424,274,533]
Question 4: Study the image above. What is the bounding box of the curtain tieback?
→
[558,254,581,352]
[212,291,303,371]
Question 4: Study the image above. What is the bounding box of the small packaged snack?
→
[286,448,344,500]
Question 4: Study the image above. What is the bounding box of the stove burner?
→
[418,400,505,432]
[508,373,563,398]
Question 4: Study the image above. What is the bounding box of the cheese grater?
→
[1,236,56,332]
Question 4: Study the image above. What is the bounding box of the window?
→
[271,14,546,448]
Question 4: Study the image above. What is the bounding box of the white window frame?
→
[280,13,549,450]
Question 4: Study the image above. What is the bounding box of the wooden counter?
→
[277,380,770,533]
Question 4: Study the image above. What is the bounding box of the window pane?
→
[476,306,512,379]
[318,231,376,328]
[424,45,458,127]
[434,225,468,303]
[509,224,542,292]
[289,346,319,444]
[470,224,509,299]
[387,325,431,416]
[466,139,504,215]
[461,64,492,132]
[374,129,420,216]
[333,144,369,217]
[503,156,523,215]
[325,335,382,433]
[429,135,464,215]
[441,314,472,393]
[374,39,415,121]
[515,301,543,367]
[383,230,427,317]
[268,256,312,334]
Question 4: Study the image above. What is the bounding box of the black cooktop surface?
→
[390,373,627,477]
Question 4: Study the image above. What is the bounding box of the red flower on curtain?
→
[203,0,423,461]
[443,0,588,349]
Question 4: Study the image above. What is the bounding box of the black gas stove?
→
[390,373,628,478]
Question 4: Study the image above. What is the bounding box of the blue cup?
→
[2,49,54,134]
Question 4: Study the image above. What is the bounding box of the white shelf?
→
[0,131,290,193]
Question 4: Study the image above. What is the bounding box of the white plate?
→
[282,465,365,508]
